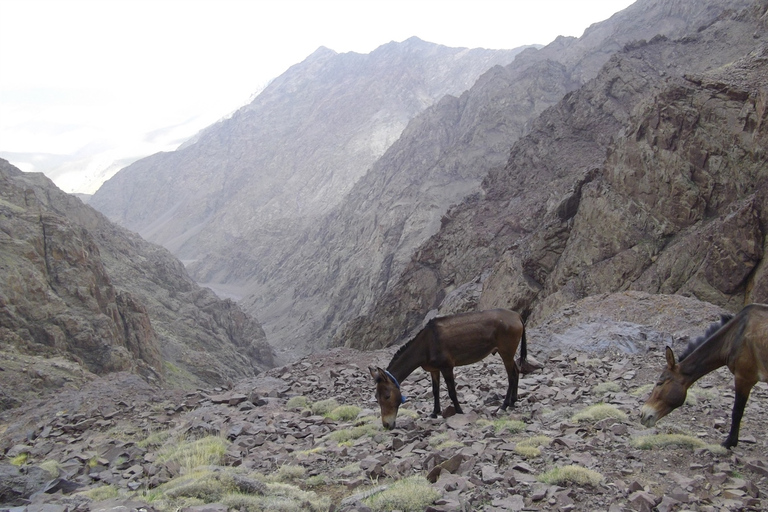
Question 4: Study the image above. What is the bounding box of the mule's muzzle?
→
[640,404,658,427]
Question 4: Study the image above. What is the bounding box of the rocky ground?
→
[1,294,767,511]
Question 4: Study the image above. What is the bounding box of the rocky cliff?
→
[342,1,768,350]
[238,0,758,356]
[0,159,275,407]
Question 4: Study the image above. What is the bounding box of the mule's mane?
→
[388,318,437,368]
[678,313,734,362]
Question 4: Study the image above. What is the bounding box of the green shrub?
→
[477,418,526,435]
[39,459,61,477]
[222,482,330,512]
[273,465,306,482]
[10,453,27,466]
[286,396,310,410]
[327,405,361,421]
[514,435,552,458]
[138,429,172,448]
[631,433,726,454]
[593,382,622,395]
[83,484,120,501]
[571,403,627,423]
[156,435,228,470]
[327,423,380,445]
[310,398,339,416]
[538,465,603,486]
[363,475,441,511]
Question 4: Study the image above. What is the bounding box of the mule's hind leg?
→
[441,367,463,414]
[500,354,520,410]
[429,371,442,418]
[723,377,755,448]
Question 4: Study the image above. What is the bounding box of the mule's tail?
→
[517,324,541,374]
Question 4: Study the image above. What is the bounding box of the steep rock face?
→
[238,0,753,356]
[1,161,162,380]
[1,160,275,401]
[90,39,525,265]
[343,1,768,350]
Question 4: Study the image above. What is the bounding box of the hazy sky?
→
[0,0,635,194]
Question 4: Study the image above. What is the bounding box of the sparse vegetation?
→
[39,459,61,477]
[10,453,28,466]
[477,417,526,435]
[571,403,627,423]
[514,435,552,458]
[271,464,306,482]
[327,405,361,421]
[138,429,172,449]
[327,423,381,445]
[631,433,727,454]
[82,485,120,501]
[538,465,604,486]
[593,381,622,395]
[310,398,339,416]
[155,435,229,469]
[286,396,310,410]
[362,475,441,511]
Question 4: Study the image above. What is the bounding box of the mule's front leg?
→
[723,382,753,448]
[430,371,442,418]
[441,368,463,414]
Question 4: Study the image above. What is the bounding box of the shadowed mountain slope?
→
[234,0,756,356]
[1,159,275,406]
[341,1,768,350]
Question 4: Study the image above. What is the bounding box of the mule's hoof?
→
[430,413,439,419]
[721,439,737,449]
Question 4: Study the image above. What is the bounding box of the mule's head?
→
[640,346,689,427]
[369,366,404,430]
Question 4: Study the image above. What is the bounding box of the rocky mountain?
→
[341,0,768,351]
[236,0,760,356]
[87,0,763,362]
[89,38,526,264]
[0,159,275,407]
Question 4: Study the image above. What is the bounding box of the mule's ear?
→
[369,366,384,382]
[664,346,676,369]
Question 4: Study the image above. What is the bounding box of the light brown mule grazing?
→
[369,309,534,430]
[640,303,768,448]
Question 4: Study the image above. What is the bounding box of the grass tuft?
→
[477,418,526,435]
[362,475,441,511]
[38,459,61,477]
[272,464,306,482]
[10,453,28,466]
[286,396,310,410]
[631,433,726,454]
[82,485,120,501]
[571,403,627,423]
[155,435,228,470]
[327,405,361,422]
[327,423,381,445]
[514,435,552,458]
[593,382,622,395]
[538,465,603,486]
[311,398,339,416]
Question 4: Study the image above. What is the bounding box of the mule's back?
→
[430,309,523,366]
[738,304,768,382]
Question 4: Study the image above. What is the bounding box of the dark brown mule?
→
[369,309,533,430]
[640,303,768,448]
